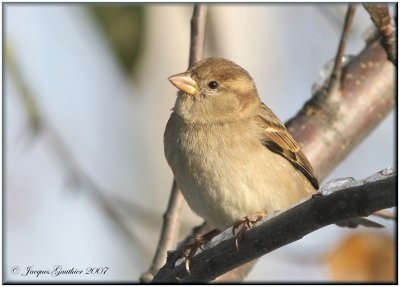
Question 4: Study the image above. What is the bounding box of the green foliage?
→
[90,5,146,75]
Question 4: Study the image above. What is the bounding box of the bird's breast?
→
[164,116,314,229]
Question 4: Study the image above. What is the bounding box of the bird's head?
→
[168,57,261,123]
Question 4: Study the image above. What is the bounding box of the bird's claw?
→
[234,224,248,252]
[232,212,267,252]
[312,191,323,199]
[185,256,192,277]
[176,229,221,277]
[182,243,198,276]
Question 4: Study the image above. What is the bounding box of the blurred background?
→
[4,3,395,283]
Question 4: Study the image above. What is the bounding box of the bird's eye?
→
[208,80,219,89]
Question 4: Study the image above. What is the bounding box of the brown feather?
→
[255,103,319,189]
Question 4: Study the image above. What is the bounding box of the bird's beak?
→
[168,72,199,96]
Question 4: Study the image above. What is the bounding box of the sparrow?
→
[164,57,380,232]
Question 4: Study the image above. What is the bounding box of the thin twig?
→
[327,4,356,95]
[140,4,209,282]
[189,4,209,66]
[363,4,397,66]
[140,181,184,283]
[153,167,396,282]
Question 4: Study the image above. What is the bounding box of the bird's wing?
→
[254,103,319,189]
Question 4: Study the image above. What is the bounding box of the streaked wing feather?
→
[255,103,319,189]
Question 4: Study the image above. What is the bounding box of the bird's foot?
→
[312,191,323,199]
[177,229,220,277]
[232,211,268,252]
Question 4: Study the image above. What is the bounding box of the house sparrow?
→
[164,57,380,232]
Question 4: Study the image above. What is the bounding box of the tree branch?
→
[151,6,395,282]
[363,4,397,66]
[213,10,394,281]
[286,38,395,182]
[186,36,395,283]
[327,4,356,95]
[140,4,208,282]
[153,166,396,282]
